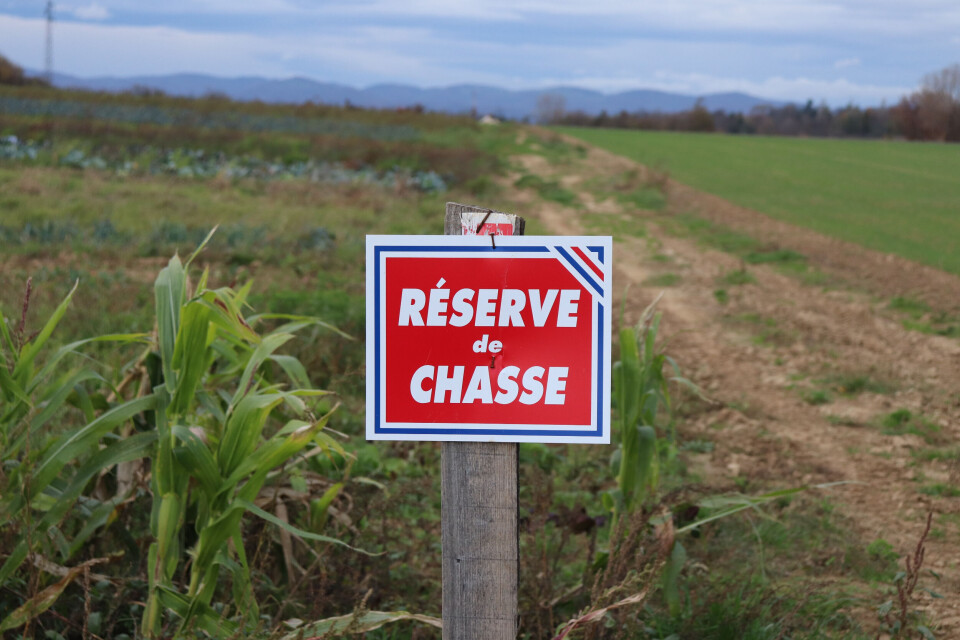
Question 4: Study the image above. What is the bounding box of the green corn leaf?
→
[617,424,640,506]
[269,354,312,389]
[623,425,657,510]
[310,429,346,457]
[225,532,258,621]
[184,225,218,268]
[189,507,245,589]
[217,392,284,477]
[0,363,29,405]
[234,278,253,308]
[155,255,186,393]
[236,499,379,555]
[29,333,148,395]
[220,414,333,495]
[194,388,226,425]
[12,280,78,383]
[0,310,15,357]
[231,333,294,407]
[0,430,157,583]
[24,369,103,438]
[195,265,210,293]
[70,383,97,424]
[155,586,238,637]
[199,289,260,343]
[280,610,442,640]
[616,327,640,432]
[172,425,220,498]
[25,394,157,509]
[249,312,351,339]
[170,302,214,416]
[310,483,343,530]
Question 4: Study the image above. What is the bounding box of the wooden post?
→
[442,202,524,639]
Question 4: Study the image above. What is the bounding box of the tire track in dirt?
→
[508,141,960,635]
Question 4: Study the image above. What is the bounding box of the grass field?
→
[557,127,960,276]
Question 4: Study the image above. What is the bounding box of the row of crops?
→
[0,95,419,140]
[0,135,448,191]
[0,219,338,252]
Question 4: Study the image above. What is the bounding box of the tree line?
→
[550,64,960,142]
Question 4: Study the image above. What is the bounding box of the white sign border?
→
[365,234,612,444]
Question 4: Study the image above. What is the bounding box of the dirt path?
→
[508,142,960,635]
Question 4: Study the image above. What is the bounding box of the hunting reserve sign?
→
[366,235,612,443]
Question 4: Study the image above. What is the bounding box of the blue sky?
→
[1,1,959,105]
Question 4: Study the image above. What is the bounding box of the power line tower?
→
[44,1,54,83]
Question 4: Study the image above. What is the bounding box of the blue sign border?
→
[367,236,611,443]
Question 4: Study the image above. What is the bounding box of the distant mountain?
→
[45,71,784,118]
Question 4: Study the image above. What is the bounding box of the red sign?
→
[366,235,611,443]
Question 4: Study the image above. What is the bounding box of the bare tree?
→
[535,93,566,125]
[894,63,960,141]
[922,63,960,101]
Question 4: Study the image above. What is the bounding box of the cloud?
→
[72,4,110,20]
[834,57,861,69]
[0,14,287,77]
[0,10,925,107]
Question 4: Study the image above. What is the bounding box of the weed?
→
[734,313,794,347]
[889,296,931,318]
[713,288,729,304]
[902,317,960,338]
[744,249,806,265]
[584,212,646,238]
[918,484,960,497]
[719,268,756,286]
[877,512,935,638]
[464,174,499,197]
[911,446,960,463]
[823,373,894,396]
[680,439,715,453]
[804,389,832,406]
[644,272,682,287]
[620,186,667,211]
[514,173,579,207]
[866,538,899,564]
[876,409,944,445]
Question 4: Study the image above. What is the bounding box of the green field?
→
[558,127,960,275]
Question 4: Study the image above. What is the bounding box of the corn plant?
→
[0,279,150,631]
[0,236,373,636]
[141,240,372,637]
[607,297,680,521]
[594,297,833,624]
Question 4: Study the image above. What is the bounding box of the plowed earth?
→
[510,136,960,636]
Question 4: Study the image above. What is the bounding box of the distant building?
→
[479,114,501,126]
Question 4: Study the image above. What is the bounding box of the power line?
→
[45,1,53,83]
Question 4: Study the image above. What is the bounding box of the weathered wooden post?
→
[366,206,610,640]
[442,203,524,639]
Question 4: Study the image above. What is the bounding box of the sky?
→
[1,1,959,106]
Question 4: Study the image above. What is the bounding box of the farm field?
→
[2,87,960,639]
[556,127,960,276]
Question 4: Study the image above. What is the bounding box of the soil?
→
[509,140,960,636]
